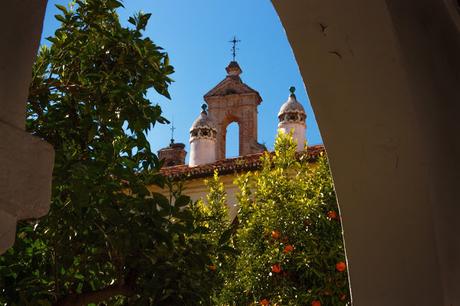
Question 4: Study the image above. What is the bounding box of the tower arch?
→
[204,61,265,160]
[224,121,240,158]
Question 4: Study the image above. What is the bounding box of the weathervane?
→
[229,36,241,61]
[170,121,176,144]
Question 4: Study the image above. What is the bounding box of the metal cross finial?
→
[170,121,176,144]
[229,36,241,61]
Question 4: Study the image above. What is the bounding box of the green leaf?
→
[107,0,124,9]
[128,16,136,26]
[218,227,233,246]
[54,14,66,23]
[174,195,190,208]
[55,4,68,14]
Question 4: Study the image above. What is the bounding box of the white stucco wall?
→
[189,138,216,167]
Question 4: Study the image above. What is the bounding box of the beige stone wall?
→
[148,174,240,219]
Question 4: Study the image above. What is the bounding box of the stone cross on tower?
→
[229,36,241,61]
[170,121,176,144]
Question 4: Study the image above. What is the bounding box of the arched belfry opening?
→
[204,61,265,160]
[224,121,240,158]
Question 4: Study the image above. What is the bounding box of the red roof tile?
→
[160,145,325,180]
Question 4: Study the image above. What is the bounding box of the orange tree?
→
[189,171,238,304]
[207,133,350,305]
[0,1,218,305]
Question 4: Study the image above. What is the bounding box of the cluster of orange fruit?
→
[269,230,295,275]
[259,212,346,306]
[271,230,294,253]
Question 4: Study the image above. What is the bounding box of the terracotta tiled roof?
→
[160,145,325,180]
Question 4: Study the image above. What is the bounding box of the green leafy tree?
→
[211,133,350,305]
[0,1,216,305]
[190,172,239,304]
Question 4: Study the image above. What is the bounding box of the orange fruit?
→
[311,300,321,306]
[271,264,281,273]
[271,230,280,239]
[336,261,347,272]
[327,210,338,219]
[208,264,216,271]
[283,244,294,253]
[260,299,270,305]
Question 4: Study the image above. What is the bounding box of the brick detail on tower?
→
[158,142,187,166]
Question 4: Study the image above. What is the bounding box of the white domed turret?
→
[189,104,217,166]
[277,87,307,151]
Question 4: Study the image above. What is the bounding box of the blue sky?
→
[41,0,322,159]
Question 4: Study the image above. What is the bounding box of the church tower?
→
[158,141,187,167]
[204,61,265,160]
[278,87,307,151]
[189,104,217,167]
[157,122,187,166]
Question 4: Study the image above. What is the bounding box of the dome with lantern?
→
[278,86,306,123]
[277,87,307,152]
[189,104,218,167]
[190,104,217,140]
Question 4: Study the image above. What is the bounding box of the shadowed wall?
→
[273,0,460,305]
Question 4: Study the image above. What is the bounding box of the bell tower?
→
[204,61,265,160]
